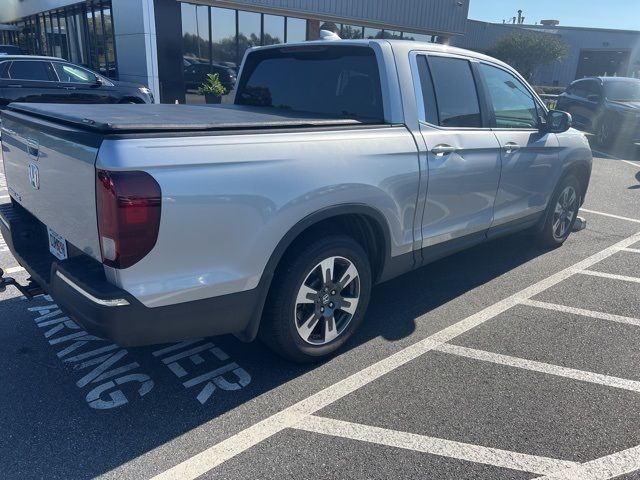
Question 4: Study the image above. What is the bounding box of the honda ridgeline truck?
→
[0,40,592,362]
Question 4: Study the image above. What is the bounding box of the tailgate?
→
[1,111,102,261]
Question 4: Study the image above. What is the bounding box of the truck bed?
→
[5,103,377,134]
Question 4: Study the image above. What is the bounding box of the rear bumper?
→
[0,202,265,346]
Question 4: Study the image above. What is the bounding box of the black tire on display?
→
[260,235,372,363]
[537,175,582,248]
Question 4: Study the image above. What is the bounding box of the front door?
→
[476,62,561,230]
[414,54,502,250]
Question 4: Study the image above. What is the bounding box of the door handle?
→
[63,86,76,90]
[503,142,520,153]
[7,84,22,88]
[431,144,458,156]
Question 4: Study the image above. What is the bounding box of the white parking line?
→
[621,159,640,169]
[150,230,640,480]
[436,343,640,393]
[4,266,25,274]
[522,299,640,328]
[297,415,579,475]
[621,247,640,254]
[580,209,640,224]
[578,270,640,284]
[0,195,9,200]
[534,444,640,479]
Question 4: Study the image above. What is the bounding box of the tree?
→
[487,33,569,81]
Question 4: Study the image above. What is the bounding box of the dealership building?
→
[0,0,468,103]
[1,0,639,103]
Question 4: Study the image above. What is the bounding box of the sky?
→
[468,0,640,31]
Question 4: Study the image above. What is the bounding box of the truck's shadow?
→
[1,232,550,479]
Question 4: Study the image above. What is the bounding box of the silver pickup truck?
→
[0,40,592,362]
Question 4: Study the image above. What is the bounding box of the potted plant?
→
[197,73,227,104]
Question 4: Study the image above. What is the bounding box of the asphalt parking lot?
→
[1,145,640,480]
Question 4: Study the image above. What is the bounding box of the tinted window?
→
[583,80,601,98]
[604,81,640,101]
[53,63,97,84]
[428,56,481,128]
[0,62,9,79]
[237,46,383,120]
[8,60,52,81]
[479,63,539,129]
[569,81,588,98]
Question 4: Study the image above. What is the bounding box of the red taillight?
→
[96,170,161,269]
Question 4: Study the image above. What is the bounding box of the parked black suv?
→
[556,76,640,147]
[0,45,22,55]
[0,56,154,108]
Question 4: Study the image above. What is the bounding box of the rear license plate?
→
[47,227,68,261]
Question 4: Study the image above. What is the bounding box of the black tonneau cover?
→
[6,103,374,133]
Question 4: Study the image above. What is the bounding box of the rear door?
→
[477,62,561,229]
[3,60,60,103]
[413,53,502,250]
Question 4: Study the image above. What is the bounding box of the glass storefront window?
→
[403,32,433,42]
[382,30,402,39]
[6,2,118,79]
[341,25,364,39]
[211,7,237,67]
[237,10,261,64]
[263,14,284,46]
[286,17,307,43]
[182,3,211,64]
[364,28,384,39]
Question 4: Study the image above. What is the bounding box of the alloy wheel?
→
[294,256,360,345]
[552,185,578,241]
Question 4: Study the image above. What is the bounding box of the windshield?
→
[604,81,640,101]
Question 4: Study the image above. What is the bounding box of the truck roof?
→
[249,39,513,71]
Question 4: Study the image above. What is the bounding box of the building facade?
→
[0,0,469,103]
[2,0,638,98]
[456,20,640,87]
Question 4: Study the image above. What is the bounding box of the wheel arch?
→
[236,204,394,343]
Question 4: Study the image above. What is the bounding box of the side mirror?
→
[587,94,601,103]
[92,76,103,87]
[544,110,572,134]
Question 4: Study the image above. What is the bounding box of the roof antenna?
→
[319,29,341,41]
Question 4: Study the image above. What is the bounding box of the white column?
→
[111,0,159,101]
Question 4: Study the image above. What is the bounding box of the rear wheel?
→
[537,175,581,248]
[260,235,372,363]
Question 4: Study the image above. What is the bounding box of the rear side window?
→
[428,56,482,128]
[0,62,9,79]
[236,46,384,121]
[7,60,53,81]
[479,63,539,129]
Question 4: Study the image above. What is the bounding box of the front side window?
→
[7,60,53,81]
[53,63,98,84]
[479,63,539,129]
[428,56,482,128]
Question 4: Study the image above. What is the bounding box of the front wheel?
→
[537,175,582,248]
[260,235,372,363]
[595,120,612,148]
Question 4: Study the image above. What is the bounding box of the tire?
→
[260,235,372,363]
[537,175,582,248]
[595,120,612,148]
